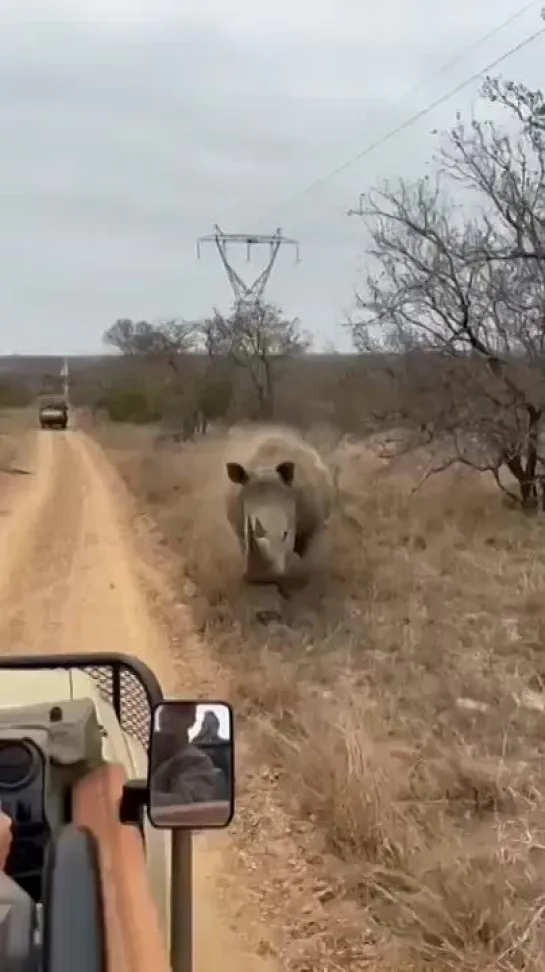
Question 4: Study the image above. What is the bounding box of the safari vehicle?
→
[38,398,69,430]
[0,652,234,972]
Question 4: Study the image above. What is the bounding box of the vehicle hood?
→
[0,669,147,777]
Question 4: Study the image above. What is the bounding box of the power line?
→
[377,0,541,112]
[253,18,545,225]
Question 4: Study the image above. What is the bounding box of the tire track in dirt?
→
[0,426,278,972]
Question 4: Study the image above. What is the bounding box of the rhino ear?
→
[227,462,250,485]
[276,461,295,486]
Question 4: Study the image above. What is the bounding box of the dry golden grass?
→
[96,417,545,972]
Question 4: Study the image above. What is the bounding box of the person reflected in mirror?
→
[151,704,225,807]
[192,710,221,744]
[192,709,231,799]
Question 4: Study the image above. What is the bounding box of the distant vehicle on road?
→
[38,397,69,430]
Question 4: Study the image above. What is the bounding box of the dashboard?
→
[0,739,47,902]
[0,740,45,823]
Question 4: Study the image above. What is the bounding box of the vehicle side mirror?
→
[148,701,234,829]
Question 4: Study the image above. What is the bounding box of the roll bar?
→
[0,654,164,748]
[0,654,163,708]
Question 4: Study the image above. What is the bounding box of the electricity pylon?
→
[196,225,300,310]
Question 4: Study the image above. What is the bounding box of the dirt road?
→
[0,427,277,972]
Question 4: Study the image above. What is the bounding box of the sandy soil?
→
[0,426,277,972]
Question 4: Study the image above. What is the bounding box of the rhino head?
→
[226,461,296,577]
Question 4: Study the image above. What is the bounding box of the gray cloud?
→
[0,5,543,353]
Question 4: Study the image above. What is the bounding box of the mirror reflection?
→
[149,701,233,829]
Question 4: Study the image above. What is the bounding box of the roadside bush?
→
[0,381,32,408]
[98,388,162,424]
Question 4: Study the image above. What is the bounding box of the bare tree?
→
[104,318,198,374]
[349,78,545,508]
[103,316,239,434]
[103,317,208,435]
[203,302,311,419]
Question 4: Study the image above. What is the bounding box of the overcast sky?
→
[0,1,544,354]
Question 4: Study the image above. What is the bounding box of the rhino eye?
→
[283,530,289,540]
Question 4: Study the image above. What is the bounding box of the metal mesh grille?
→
[84,665,152,748]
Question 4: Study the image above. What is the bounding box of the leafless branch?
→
[202,302,310,419]
[349,78,545,509]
